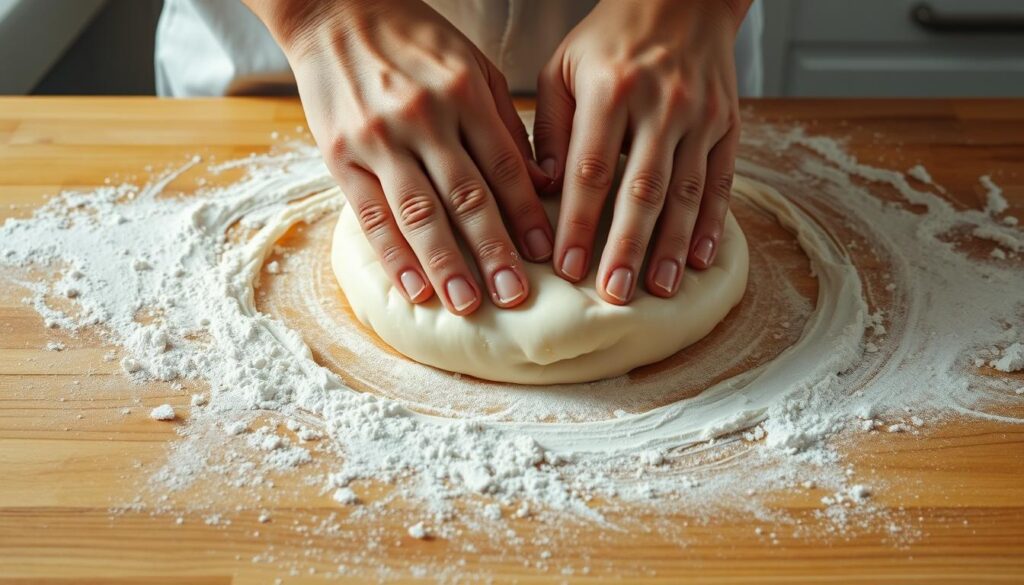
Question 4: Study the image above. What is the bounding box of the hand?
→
[534,0,750,304]
[246,0,555,315]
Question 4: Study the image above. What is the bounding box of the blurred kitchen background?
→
[2,0,1022,96]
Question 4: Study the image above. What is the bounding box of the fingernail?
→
[693,237,715,266]
[606,267,633,302]
[445,277,477,312]
[561,246,587,280]
[524,228,552,261]
[540,158,556,179]
[493,268,525,304]
[400,270,426,300]
[653,260,678,294]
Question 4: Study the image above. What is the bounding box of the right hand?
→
[250,0,554,315]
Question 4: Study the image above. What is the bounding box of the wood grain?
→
[1,97,1023,583]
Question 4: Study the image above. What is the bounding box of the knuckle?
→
[441,67,474,100]
[352,115,389,146]
[613,234,646,259]
[664,228,692,253]
[447,181,490,218]
[670,174,705,212]
[626,171,667,211]
[487,148,524,187]
[566,215,596,236]
[707,174,734,203]
[378,243,404,265]
[424,246,460,271]
[355,200,391,235]
[665,82,690,108]
[610,64,639,95]
[474,237,513,262]
[648,46,672,67]
[573,155,614,191]
[396,191,438,231]
[510,198,542,223]
[532,116,560,145]
[327,134,351,161]
[396,88,433,120]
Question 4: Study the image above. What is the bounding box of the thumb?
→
[534,56,575,194]
[484,60,551,193]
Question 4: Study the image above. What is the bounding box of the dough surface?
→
[331,178,750,385]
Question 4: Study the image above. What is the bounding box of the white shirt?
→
[156,0,763,97]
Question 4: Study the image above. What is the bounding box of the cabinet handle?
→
[911,2,1024,32]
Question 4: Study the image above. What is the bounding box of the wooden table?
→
[1,97,1023,583]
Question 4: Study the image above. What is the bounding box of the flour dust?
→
[1,114,1022,580]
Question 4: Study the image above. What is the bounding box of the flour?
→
[150,404,176,421]
[2,115,1022,579]
[981,175,1008,216]
[333,487,359,505]
[990,342,1024,373]
[407,522,429,540]
[906,164,934,185]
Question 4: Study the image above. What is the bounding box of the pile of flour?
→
[2,117,1022,578]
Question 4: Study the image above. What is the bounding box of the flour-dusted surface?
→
[2,108,1023,580]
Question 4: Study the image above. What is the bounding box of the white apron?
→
[155,0,763,98]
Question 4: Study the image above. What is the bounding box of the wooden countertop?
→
[1,97,1023,583]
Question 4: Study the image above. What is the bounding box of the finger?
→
[688,123,739,270]
[596,125,676,304]
[418,145,531,309]
[533,55,575,194]
[553,94,628,283]
[341,166,433,303]
[376,153,482,316]
[483,60,552,192]
[461,98,554,263]
[645,133,711,297]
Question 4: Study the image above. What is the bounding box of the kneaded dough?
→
[331,178,750,385]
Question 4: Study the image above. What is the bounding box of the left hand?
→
[534,0,750,304]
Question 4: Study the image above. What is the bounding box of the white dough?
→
[331,178,750,385]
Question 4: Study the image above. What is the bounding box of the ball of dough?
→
[331,180,749,385]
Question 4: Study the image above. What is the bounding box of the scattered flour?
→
[2,115,1022,579]
[906,164,934,185]
[980,175,1008,216]
[150,404,176,421]
[407,522,429,540]
[990,342,1024,373]
[333,487,359,505]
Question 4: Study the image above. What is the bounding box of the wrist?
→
[242,0,373,55]
[720,0,754,31]
[598,0,751,34]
